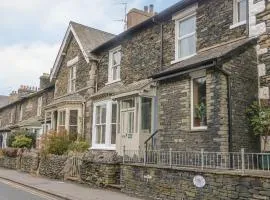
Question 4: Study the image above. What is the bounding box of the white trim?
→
[92,100,116,150]
[50,23,89,81]
[231,0,247,28]
[108,46,121,84]
[174,12,197,61]
[37,96,43,117]
[230,20,246,29]
[172,3,198,20]
[67,56,79,67]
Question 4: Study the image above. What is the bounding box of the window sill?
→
[106,80,121,85]
[191,126,208,132]
[230,21,246,29]
[171,54,197,65]
[90,146,116,151]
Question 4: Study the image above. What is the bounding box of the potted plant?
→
[195,102,206,126]
[246,101,270,169]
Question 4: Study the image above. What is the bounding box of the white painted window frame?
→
[120,98,137,136]
[92,100,116,150]
[230,0,247,29]
[172,4,197,64]
[37,97,43,117]
[58,109,66,131]
[19,105,23,121]
[69,109,79,134]
[68,56,78,93]
[108,46,121,84]
[190,70,207,130]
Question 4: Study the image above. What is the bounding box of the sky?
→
[0,0,179,96]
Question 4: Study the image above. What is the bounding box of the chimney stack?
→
[39,73,50,90]
[149,4,154,14]
[127,4,156,29]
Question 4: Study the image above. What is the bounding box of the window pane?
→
[178,34,196,58]
[238,0,247,22]
[101,106,106,123]
[122,99,135,109]
[69,110,78,125]
[96,126,101,144]
[193,77,207,127]
[128,112,134,133]
[112,104,117,123]
[96,106,100,124]
[179,16,196,37]
[112,66,118,80]
[111,124,116,144]
[141,97,152,132]
[113,51,121,66]
[102,125,106,144]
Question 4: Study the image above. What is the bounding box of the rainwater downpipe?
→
[216,65,232,154]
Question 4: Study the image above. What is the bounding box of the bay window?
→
[191,75,207,129]
[69,110,78,140]
[58,110,66,132]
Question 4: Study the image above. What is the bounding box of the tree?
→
[246,101,270,152]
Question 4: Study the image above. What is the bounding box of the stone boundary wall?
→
[121,164,270,200]
[0,150,121,187]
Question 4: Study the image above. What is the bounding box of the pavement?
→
[0,168,141,200]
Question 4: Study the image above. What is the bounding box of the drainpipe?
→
[82,102,85,140]
[216,65,232,153]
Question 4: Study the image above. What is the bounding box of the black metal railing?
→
[144,130,159,152]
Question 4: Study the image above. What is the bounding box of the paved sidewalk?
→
[0,168,141,200]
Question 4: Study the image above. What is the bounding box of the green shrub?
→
[7,130,36,148]
[68,141,89,153]
[11,135,32,149]
[41,131,71,155]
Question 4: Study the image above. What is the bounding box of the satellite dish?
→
[193,175,206,188]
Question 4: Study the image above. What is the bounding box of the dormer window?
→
[231,0,247,29]
[108,46,121,83]
[172,4,197,63]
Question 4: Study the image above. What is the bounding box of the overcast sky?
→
[0,0,179,95]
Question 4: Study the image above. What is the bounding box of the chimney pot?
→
[144,6,148,12]
[149,4,154,14]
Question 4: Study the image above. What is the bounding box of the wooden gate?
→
[65,154,82,181]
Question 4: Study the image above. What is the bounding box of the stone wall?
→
[80,150,121,186]
[20,151,39,174]
[121,164,270,200]
[158,44,259,152]
[197,0,247,50]
[223,43,260,152]
[54,36,90,98]
[0,156,18,169]
[38,154,68,179]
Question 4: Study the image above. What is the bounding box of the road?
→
[0,179,61,200]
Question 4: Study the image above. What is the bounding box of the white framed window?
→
[19,105,23,121]
[9,111,14,124]
[120,98,136,136]
[231,0,247,28]
[92,100,117,149]
[37,97,43,117]
[69,110,78,135]
[175,14,196,61]
[58,110,66,132]
[190,70,207,130]
[108,46,121,83]
[69,65,76,93]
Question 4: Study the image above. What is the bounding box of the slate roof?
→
[91,79,153,99]
[0,95,8,108]
[152,37,257,79]
[70,21,115,54]
[18,118,41,128]
[46,93,85,108]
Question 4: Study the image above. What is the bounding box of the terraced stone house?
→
[0,0,270,154]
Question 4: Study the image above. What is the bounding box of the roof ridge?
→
[70,21,115,36]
